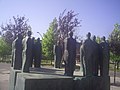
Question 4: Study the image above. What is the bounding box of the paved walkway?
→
[0,63,10,90]
[0,63,120,90]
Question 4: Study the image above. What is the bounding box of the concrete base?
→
[73,76,110,90]
[9,67,110,90]
[9,67,21,90]
[15,73,73,90]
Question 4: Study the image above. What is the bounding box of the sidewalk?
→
[110,77,120,90]
[0,63,10,90]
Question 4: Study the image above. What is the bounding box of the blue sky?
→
[0,0,120,39]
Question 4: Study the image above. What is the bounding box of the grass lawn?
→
[109,63,120,72]
[41,59,54,66]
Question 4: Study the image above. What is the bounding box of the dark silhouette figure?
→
[80,32,98,76]
[54,41,62,68]
[30,37,35,67]
[22,31,33,72]
[34,38,42,68]
[100,36,110,76]
[12,34,23,70]
[66,31,76,76]
[92,35,99,76]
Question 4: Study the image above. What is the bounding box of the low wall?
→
[9,68,110,90]
[73,76,110,90]
[9,67,21,90]
[15,73,73,90]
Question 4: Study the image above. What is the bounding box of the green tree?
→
[108,23,120,83]
[109,23,120,57]
[42,19,56,61]
[0,37,11,61]
[109,23,120,70]
[1,15,31,45]
[96,36,101,43]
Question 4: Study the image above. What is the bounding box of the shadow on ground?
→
[111,81,120,87]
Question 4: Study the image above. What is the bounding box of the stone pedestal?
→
[73,76,110,90]
[15,73,73,90]
[9,67,21,90]
[9,67,110,90]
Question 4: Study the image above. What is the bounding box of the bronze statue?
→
[12,34,23,70]
[80,32,99,76]
[92,35,99,76]
[54,41,62,68]
[30,37,35,67]
[34,38,42,68]
[80,44,85,76]
[63,37,69,75]
[65,31,76,76]
[22,31,33,72]
[100,36,110,76]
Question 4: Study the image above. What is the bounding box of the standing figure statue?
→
[80,32,99,76]
[66,31,76,76]
[54,41,62,68]
[30,37,35,67]
[63,37,69,75]
[92,35,99,76]
[100,36,110,76]
[80,44,85,76]
[12,34,23,70]
[22,31,33,72]
[34,38,42,68]
[11,38,15,67]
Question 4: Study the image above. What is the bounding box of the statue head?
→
[37,38,40,42]
[92,35,96,41]
[27,31,32,37]
[86,32,91,39]
[69,31,73,38]
[18,33,22,39]
[57,41,60,45]
[102,36,106,41]
[32,37,35,42]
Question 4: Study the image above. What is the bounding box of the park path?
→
[0,63,10,90]
[0,63,120,90]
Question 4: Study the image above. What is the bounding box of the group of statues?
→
[80,32,110,76]
[11,31,42,72]
[11,30,109,76]
[54,32,110,77]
